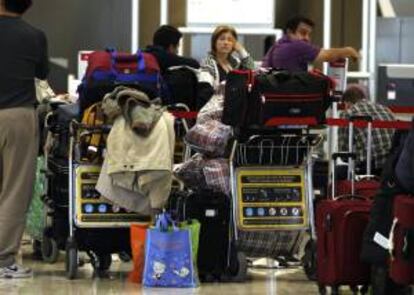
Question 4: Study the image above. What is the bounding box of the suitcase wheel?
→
[317,284,326,295]
[331,285,340,295]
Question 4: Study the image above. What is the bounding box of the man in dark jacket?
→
[0,0,48,278]
[144,25,200,73]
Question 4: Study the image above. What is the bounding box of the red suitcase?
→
[389,195,414,285]
[333,115,380,199]
[316,152,372,294]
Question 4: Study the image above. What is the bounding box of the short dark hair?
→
[153,25,182,50]
[342,83,368,104]
[4,0,32,14]
[284,16,315,34]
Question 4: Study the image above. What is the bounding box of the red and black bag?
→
[222,69,333,127]
[78,49,160,113]
[389,195,414,285]
[256,70,333,125]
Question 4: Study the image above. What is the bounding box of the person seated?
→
[144,25,200,73]
[262,15,359,72]
[200,25,255,91]
[339,83,396,176]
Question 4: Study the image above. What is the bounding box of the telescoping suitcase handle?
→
[348,115,373,176]
[331,152,356,200]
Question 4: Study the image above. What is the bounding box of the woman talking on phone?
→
[201,25,255,91]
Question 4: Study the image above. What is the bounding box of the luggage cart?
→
[229,129,323,266]
[64,121,151,279]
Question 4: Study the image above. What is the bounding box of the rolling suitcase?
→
[316,152,372,294]
[167,189,247,282]
[334,115,380,199]
[389,195,414,285]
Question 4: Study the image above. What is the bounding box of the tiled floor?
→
[0,242,325,295]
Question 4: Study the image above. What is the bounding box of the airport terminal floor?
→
[2,239,325,295]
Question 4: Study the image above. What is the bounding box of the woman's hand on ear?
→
[233,41,244,53]
[233,41,250,59]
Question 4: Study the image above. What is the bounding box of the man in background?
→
[144,25,200,73]
[262,15,360,71]
[339,83,395,176]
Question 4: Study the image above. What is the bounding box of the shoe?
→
[0,264,33,279]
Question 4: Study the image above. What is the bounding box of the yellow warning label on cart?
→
[235,166,308,231]
[74,165,150,227]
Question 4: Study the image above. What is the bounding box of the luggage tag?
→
[373,231,390,250]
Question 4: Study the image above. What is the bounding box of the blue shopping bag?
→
[143,213,199,288]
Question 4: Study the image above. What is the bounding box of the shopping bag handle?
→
[155,212,178,232]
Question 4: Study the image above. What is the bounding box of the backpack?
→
[45,103,80,159]
[80,103,108,163]
[78,49,161,114]
[160,66,198,109]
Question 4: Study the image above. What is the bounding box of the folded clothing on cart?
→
[96,104,175,212]
[102,86,165,136]
[96,158,151,214]
[96,157,173,213]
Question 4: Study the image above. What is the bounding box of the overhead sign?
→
[187,0,274,28]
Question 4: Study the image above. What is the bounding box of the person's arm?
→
[35,31,49,79]
[233,41,255,70]
[314,47,360,64]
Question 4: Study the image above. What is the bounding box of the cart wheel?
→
[99,254,112,270]
[118,252,131,262]
[360,285,369,295]
[331,285,340,295]
[302,239,317,281]
[350,285,358,294]
[90,253,112,278]
[41,234,59,263]
[349,285,359,294]
[65,238,78,280]
[231,251,248,282]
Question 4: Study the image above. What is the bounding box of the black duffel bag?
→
[257,70,333,124]
[222,69,333,127]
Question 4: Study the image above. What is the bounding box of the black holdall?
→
[256,69,333,124]
[222,69,333,127]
